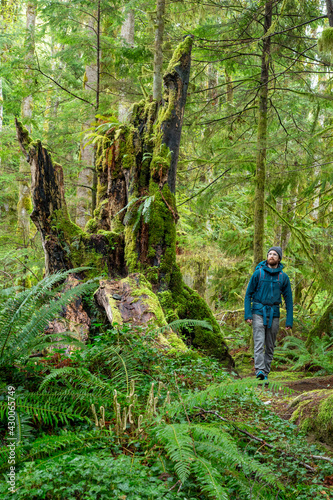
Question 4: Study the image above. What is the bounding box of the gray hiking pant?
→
[252,314,279,376]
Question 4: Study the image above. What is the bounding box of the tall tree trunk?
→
[76,4,101,228]
[153,0,165,102]
[18,1,36,245]
[118,8,135,122]
[16,38,232,364]
[225,69,233,104]
[0,77,2,133]
[207,64,219,107]
[326,0,333,26]
[253,0,272,266]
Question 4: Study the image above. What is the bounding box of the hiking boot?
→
[264,376,269,385]
[256,371,265,380]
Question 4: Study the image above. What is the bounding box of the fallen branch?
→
[193,407,319,473]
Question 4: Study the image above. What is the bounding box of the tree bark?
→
[16,38,232,364]
[308,300,333,340]
[76,7,100,228]
[253,0,272,267]
[18,1,36,244]
[118,8,135,123]
[326,0,333,27]
[0,76,2,132]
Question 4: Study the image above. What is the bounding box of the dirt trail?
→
[282,375,333,393]
[267,375,333,428]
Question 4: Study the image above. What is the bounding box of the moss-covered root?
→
[158,280,234,367]
[290,390,333,445]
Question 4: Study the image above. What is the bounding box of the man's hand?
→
[285,326,291,330]
[245,319,252,325]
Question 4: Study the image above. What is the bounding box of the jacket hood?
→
[255,260,284,274]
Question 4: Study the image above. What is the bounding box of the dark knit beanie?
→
[267,246,282,261]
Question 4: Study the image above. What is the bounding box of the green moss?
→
[17,194,33,213]
[165,36,193,75]
[52,209,83,241]
[290,390,333,445]
[97,180,107,202]
[131,285,167,327]
[144,267,159,285]
[96,230,117,244]
[121,127,137,171]
[93,199,108,219]
[268,371,303,381]
[106,294,123,325]
[124,225,139,272]
[290,400,310,424]
[318,27,333,54]
[165,331,187,351]
[16,120,32,147]
[317,393,333,429]
[146,183,177,284]
[110,216,124,234]
[158,290,179,322]
[301,417,313,434]
[85,218,98,234]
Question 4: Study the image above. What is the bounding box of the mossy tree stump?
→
[16,37,232,365]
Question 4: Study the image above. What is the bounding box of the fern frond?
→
[191,456,229,500]
[0,430,112,472]
[168,378,257,416]
[191,424,278,486]
[142,195,155,223]
[155,423,194,483]
[89,345,141,394]
[15,412,34,443]
[0,398,88,427]
[155,318,213,336]
[39,366,116,400]
[0,275,97,367]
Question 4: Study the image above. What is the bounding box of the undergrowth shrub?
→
[0,276,332,500]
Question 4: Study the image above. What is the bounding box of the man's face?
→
[267,250,280,267]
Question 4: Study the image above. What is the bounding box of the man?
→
[244,246,293,381]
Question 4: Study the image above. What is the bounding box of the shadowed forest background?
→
[1,0,333,499]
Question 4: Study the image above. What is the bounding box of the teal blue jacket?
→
[244,261,293,328]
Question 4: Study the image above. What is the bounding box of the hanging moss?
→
[96,180,108,201]
[16,120,32,147]
[318,28,333,54]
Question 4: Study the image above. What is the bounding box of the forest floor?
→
[260,375,333,426]
[232,350,333,449]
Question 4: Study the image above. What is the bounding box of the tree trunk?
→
[308,300,333,340]
[16,38,232,365]
[326,0,333,27]
[253,0,272,267]
[0,77,2,132]
[76,6,100,228]
[118,8,135,122]
[153,0,165,102]
[207,64,219,107]
[17,1,36,244]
